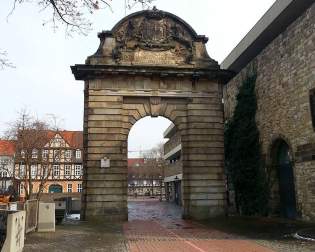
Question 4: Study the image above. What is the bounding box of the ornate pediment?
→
[84,8,220,69]
[111,7,196,66]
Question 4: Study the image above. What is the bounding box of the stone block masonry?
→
[223,3,315,220]
[72,8,232,221]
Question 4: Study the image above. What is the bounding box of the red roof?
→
[128,158,144,167]
[59,131,83,148]
[47,131,83,148]
[0,140,16,156]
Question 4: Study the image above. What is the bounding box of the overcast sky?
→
[0,0,276,156]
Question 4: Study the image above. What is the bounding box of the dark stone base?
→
[182,205,226,220]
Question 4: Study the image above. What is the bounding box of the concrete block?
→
[37,203,55,232]
[1,210,25,252]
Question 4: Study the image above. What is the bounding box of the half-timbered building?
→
[15,131,83,198]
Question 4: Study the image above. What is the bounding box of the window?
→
[32,149,38,159]
[53,165,60,177]
[21,150,25,158]
[31,165,37,179]
[310,89,315,129]
[19,165,25,177]
[75,165,82,176]
[54,150,61,161]
[65,150,72,159]
[75,150,81,159]
[0,170,6,178]
[49,184,62,193]
[20,183,24,194]
[65,165,71,177]
[67,184,72,193]
[42,150,48,160]
[77,183,82,192]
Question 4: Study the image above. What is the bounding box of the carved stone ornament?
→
[112,7,194,66]
[150,96,161,117]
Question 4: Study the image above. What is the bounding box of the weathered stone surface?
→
[72,8,230,221]
[223,4,315,220]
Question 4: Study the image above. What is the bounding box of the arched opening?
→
[73,7,229,221]
[49,184,63,193]
[271,139,297,219]
[127,116,182,220]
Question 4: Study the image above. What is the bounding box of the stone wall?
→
[223,3,315,220]
[81,74,227,221]
[73,8,233,222]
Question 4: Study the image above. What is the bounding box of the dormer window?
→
[75,150,81,159]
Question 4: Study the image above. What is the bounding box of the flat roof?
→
[163,123,176,138]
[164,144,181,160]
[221,0,314,74]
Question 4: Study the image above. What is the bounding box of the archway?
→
[49,184,63,193]
[127,116,182,220]
[271,139,297,219]
[71,8,231,221]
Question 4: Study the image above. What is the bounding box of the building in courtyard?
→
[163,124,182,206]
[0,140,16,192]
[222,0,315,220]
[15,131,83,199]
[128,158,164,197]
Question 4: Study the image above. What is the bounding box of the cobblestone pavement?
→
[125,200,274,252]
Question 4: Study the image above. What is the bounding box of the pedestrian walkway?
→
[23,199,315,251]
[125,199,274,252]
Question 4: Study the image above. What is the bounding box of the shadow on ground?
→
[200,216,315,251]
[23,200,315,252]
[23,220,127,252]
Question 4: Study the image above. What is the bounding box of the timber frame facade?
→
[15,131,83,197]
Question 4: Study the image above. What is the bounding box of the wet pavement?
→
[125,199,273,252]
[23,199,315,252]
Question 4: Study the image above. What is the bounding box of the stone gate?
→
[71,8,231,221]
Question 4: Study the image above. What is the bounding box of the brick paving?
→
[125,200,275,252]
[23,199,315,251]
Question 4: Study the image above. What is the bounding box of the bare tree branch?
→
[5,108,56,200]
[8,0,155,36]
[2,0,154,68]
[0,50,15,70]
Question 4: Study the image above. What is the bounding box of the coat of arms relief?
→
[112,8,194,66]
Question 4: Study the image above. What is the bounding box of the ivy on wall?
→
[224,70,269,216]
